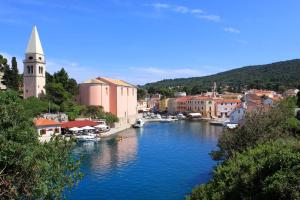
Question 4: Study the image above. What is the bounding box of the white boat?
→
[75,133,100,141]
[177,113,186,120]
[187,113,202,120]
[133,119,145,128]
[226,123,238,129]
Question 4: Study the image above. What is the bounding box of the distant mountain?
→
[144,59,300,93]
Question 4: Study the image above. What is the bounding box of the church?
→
[23,26,137,125]
[23,26,46,99]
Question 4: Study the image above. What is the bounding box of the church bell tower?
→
[23,26,46,99]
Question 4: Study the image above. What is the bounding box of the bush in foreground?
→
[0,91,83,199]
[188,139,300,200]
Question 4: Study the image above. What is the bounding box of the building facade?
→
[229,107,246,124]
[23,26,46,99]
[78,77,137,125]
[167,98,177,114]
[187,96,215,117]
[34,118,61,136]
[159,98,169,112]
[215,99,242,118]
[78,79,110,112]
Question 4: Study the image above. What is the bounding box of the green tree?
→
[46,82,70,105]
[53,68,69,88]
[137,88,146,100]
[10,57,19,91]
[104,112,119,125]
[23,96,60,118]
[187,139,300,200]
[147,86,156,95]
[66,78,78,96]
[0,91,83,199]
[0,55,11,88]
[211,98,297,160]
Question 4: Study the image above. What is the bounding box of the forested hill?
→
[144,59,300,93]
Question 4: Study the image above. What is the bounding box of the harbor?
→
[65,121,223,200]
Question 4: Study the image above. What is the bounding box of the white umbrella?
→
[69,127,83,132]
[94,124,108,128]
[82,126,95,130]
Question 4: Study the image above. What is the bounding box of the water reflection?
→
[68,121,223,200]
[73,129,138,177]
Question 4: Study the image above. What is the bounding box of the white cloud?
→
[148,3,203,16]
[190,9,204,14]
[151,3,170,10]
[224,27,241,34]
[198,15,221,22]
[173,6,189,14]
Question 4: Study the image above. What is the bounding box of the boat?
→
[133,119,145,128]
[177,113,186,120]
[225,123,238,129]
[75,133,100,141]
[209,118,228,126]
[187,113,202,120]
[209,120,224,126]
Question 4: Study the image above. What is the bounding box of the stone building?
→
[23,26,46,98]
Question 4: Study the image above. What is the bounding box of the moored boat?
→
[133,119,145,128]
[75,133,100,141]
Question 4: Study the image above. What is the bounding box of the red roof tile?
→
[215,99,241,103]
[61,120,98,129]
[34,118,61,127]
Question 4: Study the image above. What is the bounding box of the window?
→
[39,57,42,60]
[29,56,33,60]
[30,66,33,74]
[27,66,30,74]
[39,66,43,74]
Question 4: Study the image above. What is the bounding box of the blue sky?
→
[1,0,300,85]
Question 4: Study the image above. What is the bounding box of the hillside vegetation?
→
[144,59,300,93]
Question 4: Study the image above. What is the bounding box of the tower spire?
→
[26,25,44,54]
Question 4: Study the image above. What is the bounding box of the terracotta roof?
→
[215,99,241,103]
[34,118,61,127]
[176,96,193,103]
[192,96,211,100]
[97,77,135,87]
[246,94,261,101]
[61,120,98,129]
[82,79,106,84]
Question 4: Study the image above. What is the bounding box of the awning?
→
[82,126,95,130]
[69,127,83,132]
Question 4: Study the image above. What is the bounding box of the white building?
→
[34,118,61,136]
[23,26,46,98]
[174,92,187,97]
[229,107,246,124]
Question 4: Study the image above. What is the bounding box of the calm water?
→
[66,121,222,200]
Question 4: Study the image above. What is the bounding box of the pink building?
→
[78,77,137,125]
[176,96,193,113]
[78,79,110,112]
